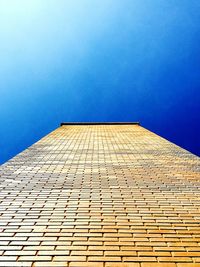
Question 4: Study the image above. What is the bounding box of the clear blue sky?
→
[0,0,200,164]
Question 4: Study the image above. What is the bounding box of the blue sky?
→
[0,0,200,164]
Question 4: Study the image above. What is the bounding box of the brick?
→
[71,250,103,256]
[24,246,55,250]
[123,257,157,262]
[53,256,86,262]
[33,263,68,267]
[38,250,70,256]
[105,264,140,267]
[141,264,176,267]
[0,263,32,267]
[105,251,137,256]
[70,263,104,267]
[158,257,193,262]
[176,264,200,267]
[4,250,36,256]
[88,256,121,262]
[173,252,200,257]
[121,246,152,251]
[56,246,87,251]
[138,251,171,256]
[0,256,17,261]
[89,246,120,251]
[18,256,52,261]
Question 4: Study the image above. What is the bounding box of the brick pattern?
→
[0,124,200,267]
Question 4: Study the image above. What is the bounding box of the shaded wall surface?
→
[0,124,200,266]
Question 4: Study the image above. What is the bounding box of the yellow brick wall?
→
[0,124,200,267]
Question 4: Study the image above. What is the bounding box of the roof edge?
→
[60,122,140,126]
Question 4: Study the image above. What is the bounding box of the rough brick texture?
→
[0,124,200,267]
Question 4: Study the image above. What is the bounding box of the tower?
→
[0,122,199,266]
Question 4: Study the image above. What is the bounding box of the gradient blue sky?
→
[0,0,200,164]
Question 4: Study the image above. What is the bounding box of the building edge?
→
[60,122,140,126]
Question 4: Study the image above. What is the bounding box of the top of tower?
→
[60,122,140,126]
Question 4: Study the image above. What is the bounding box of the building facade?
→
[0,123,200,267]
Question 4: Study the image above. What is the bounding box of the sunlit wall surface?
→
[0,0,200,164]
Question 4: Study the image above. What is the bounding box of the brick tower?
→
[0,123,200,267]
